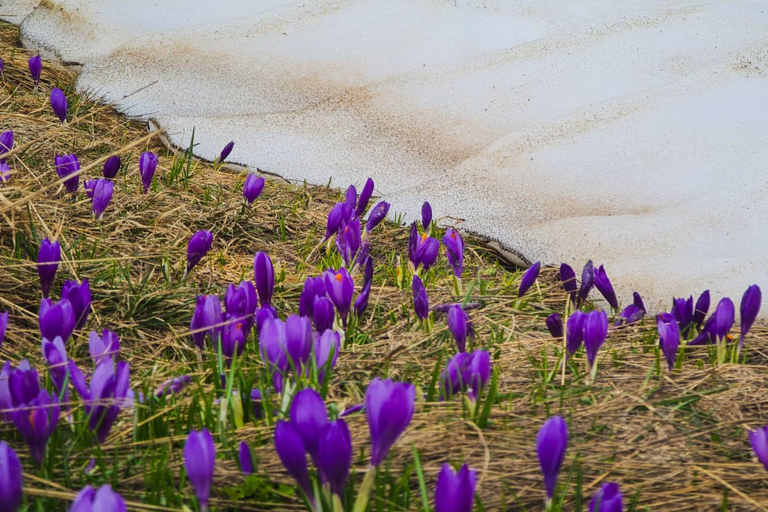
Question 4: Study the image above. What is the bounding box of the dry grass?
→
[1,21,768,511]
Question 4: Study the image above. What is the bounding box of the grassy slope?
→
[0,22,767,511]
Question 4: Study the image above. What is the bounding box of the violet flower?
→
[739,284,761,352]
[220,313,247,364]
[90,179,114,219]
[422,202,433,231]
[184,428,216,510]
[313,296,335,333]
[365,378,415,466]
[546,313,563,339]
[285,315,313,371]
[409,222,440,272]
[750,425,768,474]
[589,482,623,512]
[259,318,289,391]
[50,88,67,123]
[0,311,8,348]
[0,162,10,184]
[102,155,121,179]
[357,178,374,217]
[239,441,255,475]
[325,267,354,326]
[366,201,390,233]
[225,281,258,333]
[447,304,473,353]
[594,265,618,310]
[154,375,191,398]
[299,276,326,317]
[243,174,265,204]
[254,252,274,308]
[69,484,127,512]
[55,154,80,194]
[325,202,349,240]
[439,352,469,400]
[693,290,710,329]
[583,310,608,370]
[186,230,213,275]
[28,55,41,87]
[318,419,353,496]
[69,358,131,443]
[0,130,12,159]
[289,388,329,466]
[250,388,263,420]
[314,329,340,385]
[672,296,694,337]
[354,255,374,318]
[190,295,222,349]
[139,151,157,193]
[464,349,491,402]
[0,442,22,512]
[345,185,357,212]
[443,228,465,279]
[61,279,91,330]
[412,275,429,322]
[274,420,313,498]
[657,312,680,371]
[336,217,362,266]
[579,260,594,303]
[715,297,736,340]
[219,141,234,162]
[566,311,586,355]
[616,305,644,326]
[11,388,60,465]
[39,297,75,343]
[42,336,68,392]
[519,261,541,298]
[84,179,97,199]
[537,415,568,503]
[559,263,577,303]
[435,463,477,512]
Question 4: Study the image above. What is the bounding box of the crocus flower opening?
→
[672,296,694,336]
[739,284,761,351]
[55,154,80,195]
[447,304,473,353]
[335,217,362,266]
[537,415,568,502]
[357,177,375,217]
[220,313,247,364]
[259,318,289,392]
[37,237,60,298]
[589,482,624,512]
[69,484,127,512]
[366,201,390,233]
[519,261,541,298]
[657,312,680,371]
[138,151,157,193]
[91,179,114,219]
[299,276,326,317]
[186,230,213,275]
[546,313,563,339]
[0,310,8,348]
[61,279,92,330]
[583,310,608,368]
[28,55,42,87]
[317,419,353,496]
[579,260,595,302]
[435,463,477,512]
[559,263,577,302]
[219,141,234,162]
[224,281,258,333]
[365,378,415,467]
[750,425,768,474]
[50,87,67,123]
[69,358,131,444]
[0,442,22,512]
[443,228,465,279]
[102,155,121,179]
[11,389,60,466]
[191,294,223,349]
[594,265,619,310]
[422,201,433,230]
[0,162,10,184]
[254,252,275,308]
[274,420,313,497]
[243,174,265,204]
[324,267,354,326]
[412,275,429,322]
[39,298,75,344]
[184,428,216,510]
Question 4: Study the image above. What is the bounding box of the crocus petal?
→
[356,178,375,217]
[274,420,312,496]
[594,265,618,310]
[243,174,265,204]
[0,442,22,512]
[657,312,680,371]
[50,88,67,122]
[546,314,563,339]
[537,415,568,500]
[219,141,234,162]
[518,261,541,298]
[583,310,608,366]
[317,419,353,496]
[422,202,433,230]
[435,463,477,512]
[589,482,623,512]
[365,378,415,467]
[184,429,216,510]
[254,252,275,308]
[739,284,761,349]
[412,275,429,321]
[289,388,329,464]
[750,425,768,474]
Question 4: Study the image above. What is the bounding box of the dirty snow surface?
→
[4,0,768,312]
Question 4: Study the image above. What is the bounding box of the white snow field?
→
[2,0,768,312]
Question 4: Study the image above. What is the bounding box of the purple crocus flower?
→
[299,276,326,317]
[290,388,329,465]
[285,315,313,370]
[594,265,618,310]
[657,312,680,371]
[28,55,41,87]
[589,482,623,512]
[91,179,114,219]
[50,88,67,123]
[519,261,541,298]
[693,290,710,328]
[546,314,563,339]
[138,151,157,193]
[422,202,433,230]
[274,420,313,497]
[366,201,390,233]
[69,358,131,444]
[239,441,255,475]
[579,260,594,303]
[440,352,469,400]
[69,484,127,512]
[102,155,121,179]
[42,336,68,391]
[5,360,40,409]
[312,296,335,333]
[464,349,491,402]
[345,185,357,212]
[61,279,91,329]
[318,419,353,496]
[739,284,761,351]
[435,463,477,512]
[336,217,362,266]
[559,263,577,303]
[443,229,465,279]
[314,329,340,384]
[55,154,80,194]
[672,296,694,336]
[250,388,263,420]
[357,178,375,217]
[0,442,22,512]
[186,230,213,275]
[325,267,354,326]
[325,202,349,240]
[184,428,216,510]
[447,304,473,353]
[243,174,265,204]
[254,252,274,308]
[537,415,568,502]
[750,425,768,473]
[11,389,60,465]
[39,298,75,343]
[219,141,234,162]
[409,223,440,272]
[225,281,258,333]
[154,375,191,398]
[412,275,429,322]
[583,310,608,368]
[0,311,8,348]
[354,255,374,318]
[0,130,12,159]
[83,179,97,199]
[365,378,415,467]
[616,305,644,326]
[259,318,289,391]
[0,162,10,184]
[37,237,60,298]
[715,297,736,339]
[220,313,247,364]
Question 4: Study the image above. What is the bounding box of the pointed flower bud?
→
[366,378,415,467]
[186,230,213,275]
[243,174,265,204]
[447,304,473,353]
[54,154,80,194]
[366,201,390,233]
[566,311,586,355]
[274,420,312,497]
[435,463,477,512]
[739,284,761,350]
[583,310,608,367]
[254,252,275,308]
[37,238,60,298]
[50,88,67,123]
[546,314,563,339]
[422,202,433,230]
[657,312,680,371]
[537,415,568,500]
[579,260,594,302]
[314,329,341,385]
[443,228,465,279]
[559,263,577,302]
[693,290,710,328]
[318,419,353,496]
[412,275,429,321]
[102,155,121,178]
[519,261,541,298]
[325,267,354,326]
[61,279,91,330]
[290,388,329,465]
[28,55,41,86]
[219,141,234,162]
[91,179,114,219]
[39,298,75,343]
[594,265,618,310]
[0,442,22,512]
[138,151,157,193]
[589,482,623,512]
[239,441,255,475]
[356,178,375,217]
[184,428,216,510]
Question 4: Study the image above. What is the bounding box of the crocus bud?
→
[739,284,761,350]
[315,329,340,384]
[219,141,234,162]
[186,230,213,275]
[54,154,80,194]
[299,276,326,317]
[410,227,440,272]
[0,310,8,348]
[750,425,768,474]
[290,388,328,465]
[138,151,157,193]
[224,281,257,331]
[42,336,68,393]
[250,388,263,419]
[366,378,415,467]
[0,442,22,512]
[366,201,390,232]
[657,312,680,371]
[239,441,255,475]
[254,252,274,308]
[589,482,623,512]
[312,296,335,333]
[0,162,9,183]
[91,179,114,219]
[37,238,60,298]
[274,420,312,496]
[0,130,12,158]
[356,178,375,217]
[11,389,60,465]
[285,315,313,370]
[559,263,577,302]
[693,290,709,328]
[61,279,91,329]
[422,202,433,230]
[184,429,216,510]
[69,484,127,512]
[317,419,353,496]
[325,202,348,240]
[616,305,644,326]
[579,260,594,302]
[440,352,469,400]
[583,310,608,368]
[28,55,41,86]
[191,295,222,349]
[50,88,67,123]
[243,174,265,204]
[546,314,563,339]
[259,318,288,391]
[537,415,568,501]
[39,298,75,343]
[412,275,429,321]
[345,184,357,212]
[594,265,618,310]
[447,304,472,353]
[435,463,476,512]
[714,297,735,339]
[464,349,491,401]
[220,314,247,364]
[566,311,586,355]
[519,261,541,298]
[102,155,121,178]
[672,296,694,336]
[443,228,465,279]
[325,267,354,326]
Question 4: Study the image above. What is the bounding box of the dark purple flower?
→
[0,162,10,184]
[69,484,127,512]
[0,442,22,512]
[440,352,469,400]
[225,281,258,332]
[290,388,328,465]
[91,179,114,219]
[589,482,623,512]
[220,314,247,364]
[559,263,577,302]
[184,428,216,510]
[750,425,768,474]
[546,314,563,339]
[254,252,274,308]
[345,185,357,212]
[186,230,213,275]
[464,350,491,402]
[61,279,91,330]
[579,260,594,303]
[0,130,13,159]
[69,358,132,443]
[190,295,223,349]
[409,223,440,272]
[311,296,334,333]
[443,228,465,280]
[537,415,568,501]
[259,318,289,391]
[657,312,680,371]
[566,312,586,355]
[11,389,60,465]
[239,441,255,475]
[6,360,40,408]
[354,256,374,318]
[243,174,265,204]
[325,267,354,326]
[715,297,736,339]
[447,304,473,353]
[219,141,234,162]
[50,88,67,123]
[154,375,191,398]
[314,329,340,384]
[83,179,97,199]
[325,202,349,240]
[519,261,541,298]
[672,296,694,336]
[256,305,277,333]
[42,336,68,391]
[435,463,477,512]
[583,310,608,367]
[55,154,80,194]
[102,155,121,179]
[274,420,312,497]
[285,315,313,370]
[0,311,8,348]
[139,151,157,193]
[250,388,263,420]
[693,290,710,328]
[366,378,415,467]
[299,276,326,317]
[365,201,390,233]
[422,202,433,230]
[739,284,761,351]
[412,275,429,322]
[37,237,60,298]
[616,305,644,326]
[28,55,41,86]
[633,292,646,313]
[357,178,375,217]
[318,419,352,496]
[336,217,362,266]
[39,298,75,343]
[594,265,618,310]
